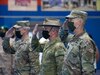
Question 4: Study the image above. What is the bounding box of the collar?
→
[74,30,86,38]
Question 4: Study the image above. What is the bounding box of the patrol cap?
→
[13,24,21,28]
[66,10,88,21]
[39,18,61,27]
[12,21,30,31]
[16,20,30,27]
[13,20,30,29]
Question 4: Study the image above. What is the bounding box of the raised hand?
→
[32,24,39,35]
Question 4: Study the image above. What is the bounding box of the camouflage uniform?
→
[40,37,66,75]
[62,32,96,75]
[2,36,40,75]
[2,21,40,75]
[12,37,40,75]
[0,37,13,75]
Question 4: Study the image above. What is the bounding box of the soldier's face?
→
[64,18,83,33]
[72,18,83,29]
[49,27,59,36]
[19,29,24,35]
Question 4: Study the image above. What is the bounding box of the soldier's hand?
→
[59,27,68,42]
[5,26,15,38]
[32,24,39,35]
[62,20,68,30]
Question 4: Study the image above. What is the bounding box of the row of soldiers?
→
[0,10,99,75]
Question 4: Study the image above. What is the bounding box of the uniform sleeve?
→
[59,27,74,47]
[59,27,68,42]
[28,51,40,75]
[55,43,66,75]
[31,35,43,52]
[80,40,96,75]
[2,37,16,54]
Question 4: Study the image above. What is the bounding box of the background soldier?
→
[0,26,13,75]
[60,10,98,75]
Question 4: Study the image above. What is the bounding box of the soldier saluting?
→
[2,21,40,75]
[60,10,98,75]
[31,18,67,75]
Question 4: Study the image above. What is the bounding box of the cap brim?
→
[13,24,21,28]
[39,24,60,27]
[19,27,30,30]
[65,15,75,19]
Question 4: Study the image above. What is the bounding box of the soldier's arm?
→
[2,37,16,54]
[59,27,68,43]
[31,35,43,52]
[59,27,74,47]
[55,43,66,75]
[2,26,17,54]
[80,40,96,75]
[31,24,43,52]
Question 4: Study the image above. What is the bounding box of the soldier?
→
[38,31,50,65]
[0,26,14,75]
[37,18,66,75]
[2,21,40,75]
[60,10,97,75]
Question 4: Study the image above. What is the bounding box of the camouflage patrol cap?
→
[13,20,30,30]
[66,10,88,21]
[40,18,61,27]
[16,20,30,27]
[13,24,21,28]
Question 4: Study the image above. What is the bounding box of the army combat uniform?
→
[40,37,66,75]
[62,32,96,75]
[0,37,13,75]
[3,37,40,75]
[13,37,40,75]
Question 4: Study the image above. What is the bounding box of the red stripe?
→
[0,0,8,5]
[38,0,41,6]
[0,0,41,6]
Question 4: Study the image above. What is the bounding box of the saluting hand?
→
[32,24,39,35]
